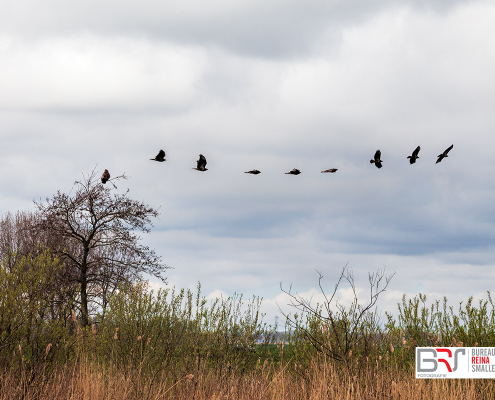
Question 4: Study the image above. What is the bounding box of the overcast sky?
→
[1,0,495,325]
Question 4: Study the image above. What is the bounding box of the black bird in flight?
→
[436,144,453,164]
[245,169,261,174]
[193,154,208,171]
[407,146,421,164]
[321,168,338,173]
[151,149,166,162]
[285,168,301,175]
[101,169,110,184]
[370,150,383,169]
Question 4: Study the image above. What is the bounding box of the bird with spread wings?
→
[407,146,421,164]
[436,145,453,164]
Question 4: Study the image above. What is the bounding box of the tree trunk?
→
[80,246,89,327]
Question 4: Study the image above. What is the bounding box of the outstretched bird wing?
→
[436,144,453,163]
[443,144,453,156]
[412,146,420,158]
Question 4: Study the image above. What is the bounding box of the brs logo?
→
[416,348,466,372]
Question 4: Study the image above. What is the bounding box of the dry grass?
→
[1,358,494,400]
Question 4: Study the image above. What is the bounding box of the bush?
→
[0,249,74,371]
[92,282,276,379]
[386,292,495,353]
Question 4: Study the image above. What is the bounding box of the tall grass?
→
[1,355,494,399]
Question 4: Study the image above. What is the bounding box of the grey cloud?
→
[1,0,495,328]
[1,0,470,58]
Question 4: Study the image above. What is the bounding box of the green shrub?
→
[0,249,74,371]
[93,282,276,378]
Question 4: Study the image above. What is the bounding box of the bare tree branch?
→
[279,265,395,371]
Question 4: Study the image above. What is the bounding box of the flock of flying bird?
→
[99,144,454,183]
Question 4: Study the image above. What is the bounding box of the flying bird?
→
[193,154,208,171]
[285,168,301,175]
[101,169,110,184]
[370,150,383,169]
[321,168,338,173]
[151,149,166,162]
[436,144,453,164]
[407,146,421,164]
[245,170,261,174]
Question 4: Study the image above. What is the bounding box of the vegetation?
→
[1,178,495,398]
[1,247,495,398]
[33,169,167,327]
[281,265,394,373]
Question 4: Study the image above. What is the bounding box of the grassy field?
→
[2,261,495,399]
[2,354,495,399]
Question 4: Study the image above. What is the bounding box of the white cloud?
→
[206,289,229,301]
[0,35,205,111]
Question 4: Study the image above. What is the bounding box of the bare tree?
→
[280,265,395,370]
[34,169,168,327]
